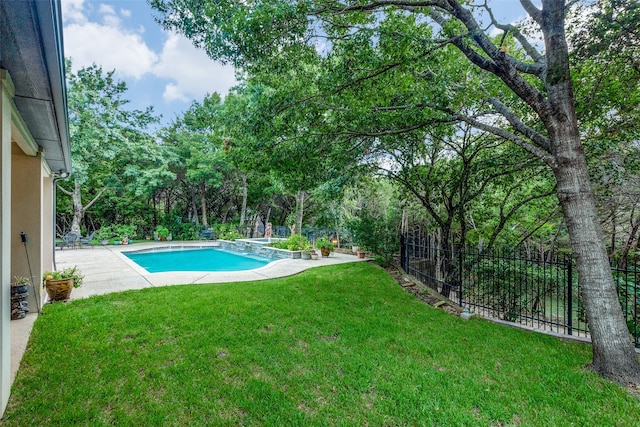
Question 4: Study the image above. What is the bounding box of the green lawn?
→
[3,263,639,426]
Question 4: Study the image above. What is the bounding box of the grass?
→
[3,263,640,426]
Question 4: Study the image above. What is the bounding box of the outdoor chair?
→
[80,231,96,248]
[63,232,80,250]
[200,228,214,240]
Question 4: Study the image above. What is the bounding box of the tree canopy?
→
[149,0,640,383]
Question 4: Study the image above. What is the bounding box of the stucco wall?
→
[11,146,46,311]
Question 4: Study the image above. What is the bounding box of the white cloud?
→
[62,0,157,79]
[61,0,238,122]
[61,0,87,25]
[162,83,188,103]
[102,13,121,27]
[98,4,116,15]
[64,22,158,79]
[98,4,121,26]
[153,33,238,103]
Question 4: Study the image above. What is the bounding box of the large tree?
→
[62,61,172,234]
[570,0,640,265]
[151,0,640,383]
[221,83,355,233]
[161,94,229,228]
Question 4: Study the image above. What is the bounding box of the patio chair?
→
[200,228,214,240]
[63,232,80,250]
[80,230,96,248]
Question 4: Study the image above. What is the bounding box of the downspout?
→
[52,171,71,270]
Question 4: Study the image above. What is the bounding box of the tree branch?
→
[430,4,554,120]
[482,0,545,66]
[519,0,543,25]
[426,103,557,167]
[57,183,73,196]
[83,187,109,211]
[487,96,551,152]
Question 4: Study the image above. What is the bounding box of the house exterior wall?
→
[42,171,54,289]
[11,147,47,312]
[0,68,14,416]
[0,68,58,415]
[1,1,71,416]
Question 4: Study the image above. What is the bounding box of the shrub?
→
[271,234,309,251]
[96,226,114,242]
[347,209,399,267]
[115,224,137,241]
[177,223,196,240]
[216,224,243,241]
[155,225,169,240]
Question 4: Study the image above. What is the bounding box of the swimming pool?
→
[123,247,271,273]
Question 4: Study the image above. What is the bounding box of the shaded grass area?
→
[3,263,639,426]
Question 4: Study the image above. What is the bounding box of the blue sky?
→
[61,0,239,128]
[61,0,534,129]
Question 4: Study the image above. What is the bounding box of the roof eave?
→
[35,0,71,175]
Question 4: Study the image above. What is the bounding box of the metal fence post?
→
[400,234,407,273]
[458,249,463,307]
[567,256,573,336]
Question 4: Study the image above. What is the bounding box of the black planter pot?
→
[11,284,29,295]
[11,285,29,320]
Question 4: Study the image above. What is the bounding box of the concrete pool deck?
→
[10,241,366,385]
[65,241,365,298]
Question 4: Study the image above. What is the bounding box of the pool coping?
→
[118,244,282,275]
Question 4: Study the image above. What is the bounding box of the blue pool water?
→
[123,247,271,273]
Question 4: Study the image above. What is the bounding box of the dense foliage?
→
[59,1,638,267]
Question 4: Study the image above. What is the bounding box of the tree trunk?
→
[610,206,617,261]
[153,194,158,227]
[239,172,247,228]
[539,0,640,383]
[553,148,640,382]
[190,186,199,226]
[438,223,456,299]
[200,181,208,227]
[71,179,84,235]
[265,206,271,226]
[295,190,306,234]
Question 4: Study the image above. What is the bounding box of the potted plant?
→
[96,226,113,245]
[116,224,136,245]
[11,275,30,295]
[11,276,31,319]
[42,266,84,301]
[301,241,314,260]
[155,225,169,241]
[316,236,334,257]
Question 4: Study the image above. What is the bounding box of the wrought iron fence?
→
[400,233,640,347]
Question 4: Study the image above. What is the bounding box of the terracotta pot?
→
[45,278,74,301]
[357,251,365,259]
[320,247,331,257]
